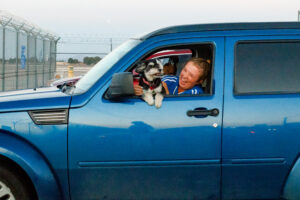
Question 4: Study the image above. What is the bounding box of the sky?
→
[2,0,300,59]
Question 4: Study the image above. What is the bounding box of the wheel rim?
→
[0,181,15,200]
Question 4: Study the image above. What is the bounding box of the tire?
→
[0,164,34,200]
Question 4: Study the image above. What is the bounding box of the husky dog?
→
[135,59,165,108]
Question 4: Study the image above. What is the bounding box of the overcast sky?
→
[2,0,300,36]
[2,0,300,59]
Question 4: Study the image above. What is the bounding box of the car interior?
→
[130,44,214,95]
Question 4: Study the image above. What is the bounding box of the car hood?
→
[0,87,71,113]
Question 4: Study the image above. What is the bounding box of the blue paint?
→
[283,157,300,200]
[0,87,71,113]
[68,36,224,200]
[0,112,68,200]
[222,34,300,200]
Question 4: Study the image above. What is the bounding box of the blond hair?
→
[188,58,211,81]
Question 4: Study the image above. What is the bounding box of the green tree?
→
[83,56,101,65]
[94,56,101,63]
[68,58,79,64]
[83,57,91,65]
[68,58,74,63]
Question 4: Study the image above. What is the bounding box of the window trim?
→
[234,39,300,96]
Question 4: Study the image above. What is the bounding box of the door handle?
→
[187,108,219,117]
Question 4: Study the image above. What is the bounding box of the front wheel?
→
[0,165,34,200]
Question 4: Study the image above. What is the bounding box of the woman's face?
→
[179,61,203,90]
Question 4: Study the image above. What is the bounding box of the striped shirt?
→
[161,75,203,95]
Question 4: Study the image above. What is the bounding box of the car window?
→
[132,44,213,96]
[235,41,300,95]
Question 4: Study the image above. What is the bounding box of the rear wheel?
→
[0,165,34,200]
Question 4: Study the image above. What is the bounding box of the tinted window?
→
[235,42,300,94]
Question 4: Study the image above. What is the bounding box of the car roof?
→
[139,22,300,39]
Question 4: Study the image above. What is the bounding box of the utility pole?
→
[110,38,112,52]
[298,10,300,21]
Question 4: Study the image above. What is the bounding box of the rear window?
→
[235,41,300,95]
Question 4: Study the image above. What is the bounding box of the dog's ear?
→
[135,62,147,73]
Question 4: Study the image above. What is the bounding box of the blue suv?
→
[1,22,300,200]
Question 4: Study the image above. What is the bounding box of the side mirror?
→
[105,72,135,100]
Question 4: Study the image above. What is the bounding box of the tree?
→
[68,58,79,64]
[83,57,91,65]
[83,56,101,65]
[94,56,101,63]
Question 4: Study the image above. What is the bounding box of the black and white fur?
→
[135,59,165,108]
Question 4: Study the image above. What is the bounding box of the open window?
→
[130,43,214,96]
[105,43,214,100]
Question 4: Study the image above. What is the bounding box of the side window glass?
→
[131,44,214,96]
[235,41,300,95]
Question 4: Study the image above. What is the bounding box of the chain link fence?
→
[0,10,59,92]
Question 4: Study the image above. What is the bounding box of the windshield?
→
[73,39,141,94]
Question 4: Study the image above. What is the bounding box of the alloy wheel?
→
[0,181,15,200]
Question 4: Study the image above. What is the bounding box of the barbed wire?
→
[57,35,129,46]
[59,33,132,38]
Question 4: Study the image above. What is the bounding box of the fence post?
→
[16,30,19,90]
[1,27,4,91]
[42,39,45,86]
[15,23,25,90]
[49,41,52,81]
[26,33,29,89]
[34,35,37,88]
[54,38,60,80]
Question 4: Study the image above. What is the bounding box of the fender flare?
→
[283,157,300,200]
[0,131,62,200]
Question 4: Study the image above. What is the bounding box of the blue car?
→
[1,22,300,200]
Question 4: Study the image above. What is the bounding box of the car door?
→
[68,36,225,200]
[223,35,300,199]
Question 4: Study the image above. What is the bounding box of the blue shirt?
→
[162,75,203,95]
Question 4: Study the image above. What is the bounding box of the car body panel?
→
[68,36,225,200]
[222,34,300,199]
[283,156,300,200]
[0,87,71,113]
[0,111,69,200]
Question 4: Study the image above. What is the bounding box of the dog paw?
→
[143,94,154,106]
[155,98,162,108]
[147,99,154,106]
[144,98,154,106]
[155,101,162,108]
[155,94,163,108]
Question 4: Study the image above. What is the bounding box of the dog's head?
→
[135,59,163,81]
